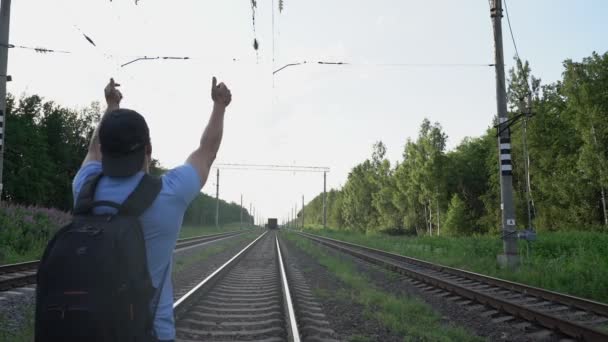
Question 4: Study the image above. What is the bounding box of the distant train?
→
[267,218,278,230]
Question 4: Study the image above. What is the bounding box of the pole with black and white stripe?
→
[491,0,519,268]
[0,0,11,202]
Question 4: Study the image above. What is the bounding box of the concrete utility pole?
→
[240,194,243,228]
[249,203,252,225]
[491,0,519,268]
[301,195,305,229]
[215,169,220,228]
[0,0,12,201]
[323,172,327,228]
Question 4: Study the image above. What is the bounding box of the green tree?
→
[3,94,100,210]
[445,135,494,234]
[562,52,608,228]
[443,194,472,236]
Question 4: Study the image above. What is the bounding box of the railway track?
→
[297,231,608,341]
[173,231,301,341]
[0,230,245,292]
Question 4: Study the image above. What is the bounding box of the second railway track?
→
[297,231,608,341]
[0,230,245,292]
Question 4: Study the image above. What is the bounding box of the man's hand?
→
[104,78,122,109]
[186,77,231,186]
[82,78,122,166]
[211,77,232,107]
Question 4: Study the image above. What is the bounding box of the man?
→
[72,77,232,341]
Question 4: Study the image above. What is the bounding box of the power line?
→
[503,0,520,60]
[5,42,226,68]
[213,167,329,173]
[502,0,534,96]
[0,42,70,54]
[215,163,330,172]
[120,56,190,67]
[273,60,493,74]
[7,40,493,73]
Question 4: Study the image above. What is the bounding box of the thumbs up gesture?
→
[211,77,232,108]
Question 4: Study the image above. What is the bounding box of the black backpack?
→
[35,173,163,342]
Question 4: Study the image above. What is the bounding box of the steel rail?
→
[0,230,248,292]
[173,231,267,317]
[298,232,608,342]
[276,236,301,342]
[173,230,244,249]
[0,260,39,275]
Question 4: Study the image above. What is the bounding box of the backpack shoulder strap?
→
[73,173,104,215]
[118,174,162,217]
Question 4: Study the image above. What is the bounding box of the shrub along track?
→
[173,230,338,342]
[0,230,245,292]
[298,231,608,342]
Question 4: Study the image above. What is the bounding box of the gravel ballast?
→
[172,231,261,299]
[280,234,406,341]
[290,233,536,341]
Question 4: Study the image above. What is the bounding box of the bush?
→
[0,203,70,264]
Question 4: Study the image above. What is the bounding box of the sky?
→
[5,0,608,224]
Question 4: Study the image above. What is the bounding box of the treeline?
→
[4,95,98,210]
[183,193,252,227]
[301,52,608,235]
[3,95,250,225]
[150,164,252,226]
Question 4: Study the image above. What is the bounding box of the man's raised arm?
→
[187,77,232,186]
[82,78,123,166]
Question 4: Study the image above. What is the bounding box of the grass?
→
[0,198,252,265]
[174,231,257,274]
[178,222,255,238]
[283,232,481,342]
[0,305,35,342]
[0,204,70,265]
[304,227,608,303]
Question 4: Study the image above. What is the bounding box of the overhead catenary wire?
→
[0,42,71,54]
[273,60,493,74]
[503,0,520,61]
[120,56,191,67]
[5,42,215,67]
[503,0,533,94]
[215,163,330,172]
[8,41,492,73]
[214,167,329,173]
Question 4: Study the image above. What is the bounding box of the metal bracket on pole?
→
[494,111,534,137]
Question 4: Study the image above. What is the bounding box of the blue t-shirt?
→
[72,161,201,340]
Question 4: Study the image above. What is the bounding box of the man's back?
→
[72,161,201,340]
[58,76,231,341]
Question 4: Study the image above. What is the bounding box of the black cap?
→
[99,109,150,177]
